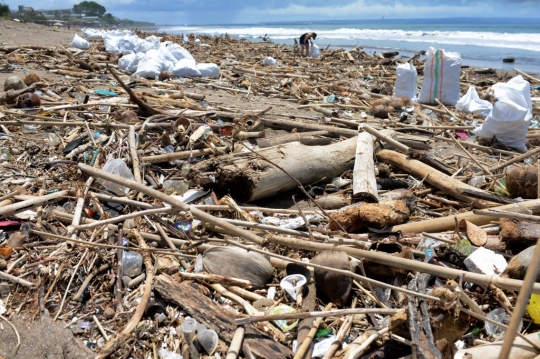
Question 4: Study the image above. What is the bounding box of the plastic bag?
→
[165,43,195,63]
[456,86,493,117]
[196,63,220,78]
[133,49,166,79]
[171,58,201,77]
[70,34,90,50]
[263,56,277,66]
[394,62,417,100]
[418,47,462,105]
[310,44,320,58]
[473,75,532,152]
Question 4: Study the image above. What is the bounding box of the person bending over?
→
[299,32,317,57]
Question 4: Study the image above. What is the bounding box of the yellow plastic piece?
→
[526,293,540,324]
[268,304,298,332]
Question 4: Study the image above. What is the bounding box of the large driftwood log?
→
[154,275,292,359]
[353,131,378,202]
[187,137,358,202]
[256,130,330,148]
[377,149,496,209]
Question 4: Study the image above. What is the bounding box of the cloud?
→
[3,0,539,24]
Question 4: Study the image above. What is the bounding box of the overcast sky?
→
[7,0,540,24]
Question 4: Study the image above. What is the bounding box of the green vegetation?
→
[0,4,9,17]
[73,1,106,17]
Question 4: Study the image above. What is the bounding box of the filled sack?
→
[473,75,532,153]
[70,34,90,50]
[197,63,220,78]
[418,47,462,105]
[394,62,417,100]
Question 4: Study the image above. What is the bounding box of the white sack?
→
[310,44,320,58]
[83,28,105,39]
[473,75,532,153]
[164,43,195,63]
[418,47,462,105]
[70,34,90,50]
[456,86,493,117]
[171,58,201,77]
[117,35,143,54]
[263,56,277,66]
[118,52,145,73]
[133,49,166,79]
[394,62,417,100]
[197,63,220,78]
[194,38,201,45]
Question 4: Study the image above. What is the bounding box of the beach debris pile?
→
[0,25,540,359]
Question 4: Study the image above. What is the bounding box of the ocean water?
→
[158,18,540,75]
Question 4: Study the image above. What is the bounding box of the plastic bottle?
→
[99,158,135,196]
[485,307,522,338]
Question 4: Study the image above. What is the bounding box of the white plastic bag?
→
[263,56,277,66]
[394,63,417,100]
[473,75,532,153]
[70,34,90,50]
[310,44,320,58]
[165,43,195,63]
[418,47,462,105]
[171,58,201,77]
[196,63,220,78]
[117,34,142,54]
[456,86,493,117]
[133,49,166,79]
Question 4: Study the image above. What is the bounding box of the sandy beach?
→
[1,17,540,359]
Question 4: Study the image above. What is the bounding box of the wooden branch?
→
[235,308,401,325]
[376,149,495,208]
[96,229,154,359]
[179,272,252,288]
[392,198,540,233]
[0,190,69,218]
[106,63,166,116]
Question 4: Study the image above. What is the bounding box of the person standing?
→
[299,32,317,57]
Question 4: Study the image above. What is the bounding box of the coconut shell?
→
[506,166,537,199]
[311,250,352,305]
[115,110,139,123]
[202,246,273,289]
[159,70,171,81]
[503,245,540,281]
[4,76,24,91]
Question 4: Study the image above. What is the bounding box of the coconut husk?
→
[506,165,538,199]
[311,250,352,305]
[202,246,274,289]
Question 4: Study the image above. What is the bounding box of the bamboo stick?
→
[235,308,399,325]
[293,303,333,359]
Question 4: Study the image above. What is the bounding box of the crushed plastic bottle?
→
[485,307,522,338]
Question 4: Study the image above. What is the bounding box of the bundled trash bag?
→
[456,86,493,117]
[311,44,320,58]
[263,56,277,66]
[70,34,90,50]
[394,62,417,100]
[473,75,533,153]
[418,47,462,105]
[118,52,145,73]
[196,63,220,78]
[171,58,201,77]
[133,49,167,79]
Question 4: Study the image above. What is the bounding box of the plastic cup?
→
[280,274,307,301]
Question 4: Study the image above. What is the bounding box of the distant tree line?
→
[0,1,154,26]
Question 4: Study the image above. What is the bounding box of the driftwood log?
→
[154,275,292,359]
[353,131,378,202]
[376,149,496,208]
[187,136,357,202]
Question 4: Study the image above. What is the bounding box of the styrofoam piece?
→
[463,246,507,276]
[280,274,306,300]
